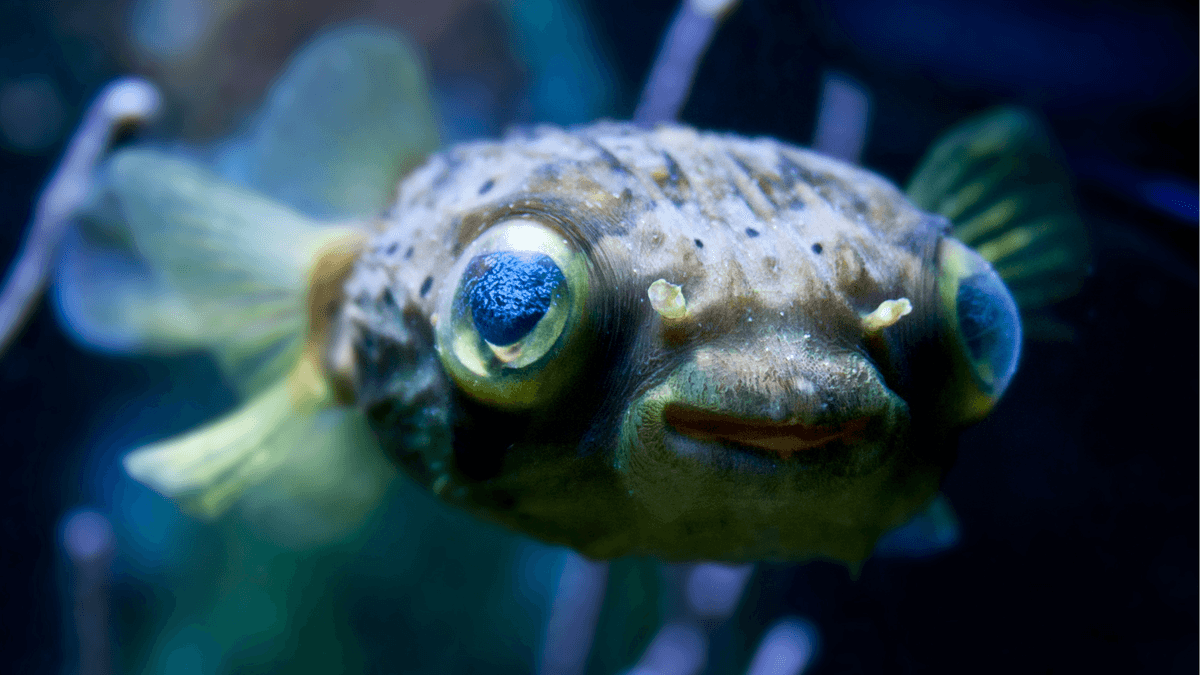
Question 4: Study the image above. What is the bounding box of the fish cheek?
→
[338,293,456,491]
[449,394,530,481]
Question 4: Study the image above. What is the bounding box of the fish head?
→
[332,123,1022,562]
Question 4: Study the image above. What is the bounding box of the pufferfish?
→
[52,29,1087,563]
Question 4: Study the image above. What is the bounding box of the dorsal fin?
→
[906,107,1090,310]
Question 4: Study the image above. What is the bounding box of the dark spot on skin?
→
[431,154,464,189]
[664,152,683,184]
[774,153,811,209]
[590,140,631,174]
[419,276,433,297]
[812,243,823,254]
[386,243,398,255]
[479,179,495,195]
[404,246,414,259]
[653,152,691,207]
[729,153,757,180]
[694,239,704,248]
[745,227,760,238]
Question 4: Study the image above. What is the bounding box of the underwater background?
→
[0,0,1195,672]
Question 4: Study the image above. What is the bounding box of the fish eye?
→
[434,219,591,408]
[937,237,1022,422]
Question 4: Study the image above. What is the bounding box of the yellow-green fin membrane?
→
[123,355,333,518]
[907,107,1090,310]
[55,149,359,395]
[241,24,440,219]
[123,354,393,543]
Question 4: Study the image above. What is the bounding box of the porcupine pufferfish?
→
[52,29,1088,563]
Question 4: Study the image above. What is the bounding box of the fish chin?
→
[611,361,938,561]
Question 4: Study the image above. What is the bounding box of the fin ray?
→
[55,149,362,394]
[238,25,440,219]
[907,107,1090,310]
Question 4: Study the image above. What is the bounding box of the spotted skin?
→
[334,123,961,562]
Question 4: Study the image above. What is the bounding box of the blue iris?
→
[463,251,565,346]
[956,272,1020,391]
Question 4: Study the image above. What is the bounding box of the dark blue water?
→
[1,0,1194,672]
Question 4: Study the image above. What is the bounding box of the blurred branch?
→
[0,77,160,354]
[633,0,740,125]
[538,552,610,675]
[62,510,117,675]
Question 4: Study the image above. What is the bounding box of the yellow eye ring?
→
[433,219,592,409]
[937,236,1022,424]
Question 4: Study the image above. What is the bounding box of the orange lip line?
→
[663,405,869,458]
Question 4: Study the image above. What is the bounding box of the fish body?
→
[330,123,1011,561]
[46,27,1085,564]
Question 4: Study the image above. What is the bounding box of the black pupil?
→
[463,251,565,346]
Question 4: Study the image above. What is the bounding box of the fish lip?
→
[662,403,873,462]
[660,425,782,474]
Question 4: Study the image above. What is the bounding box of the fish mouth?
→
[662,404,871,459]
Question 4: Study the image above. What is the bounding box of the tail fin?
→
[906,107,1091,310]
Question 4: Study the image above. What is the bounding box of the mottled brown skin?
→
[332,123,963,562]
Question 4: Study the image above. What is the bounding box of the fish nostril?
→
[662,404,869,458]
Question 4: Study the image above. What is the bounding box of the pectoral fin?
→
[123,353,394,540]
[906,107,1091,310]
[53,149,361,394]
[123,354,332,518]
